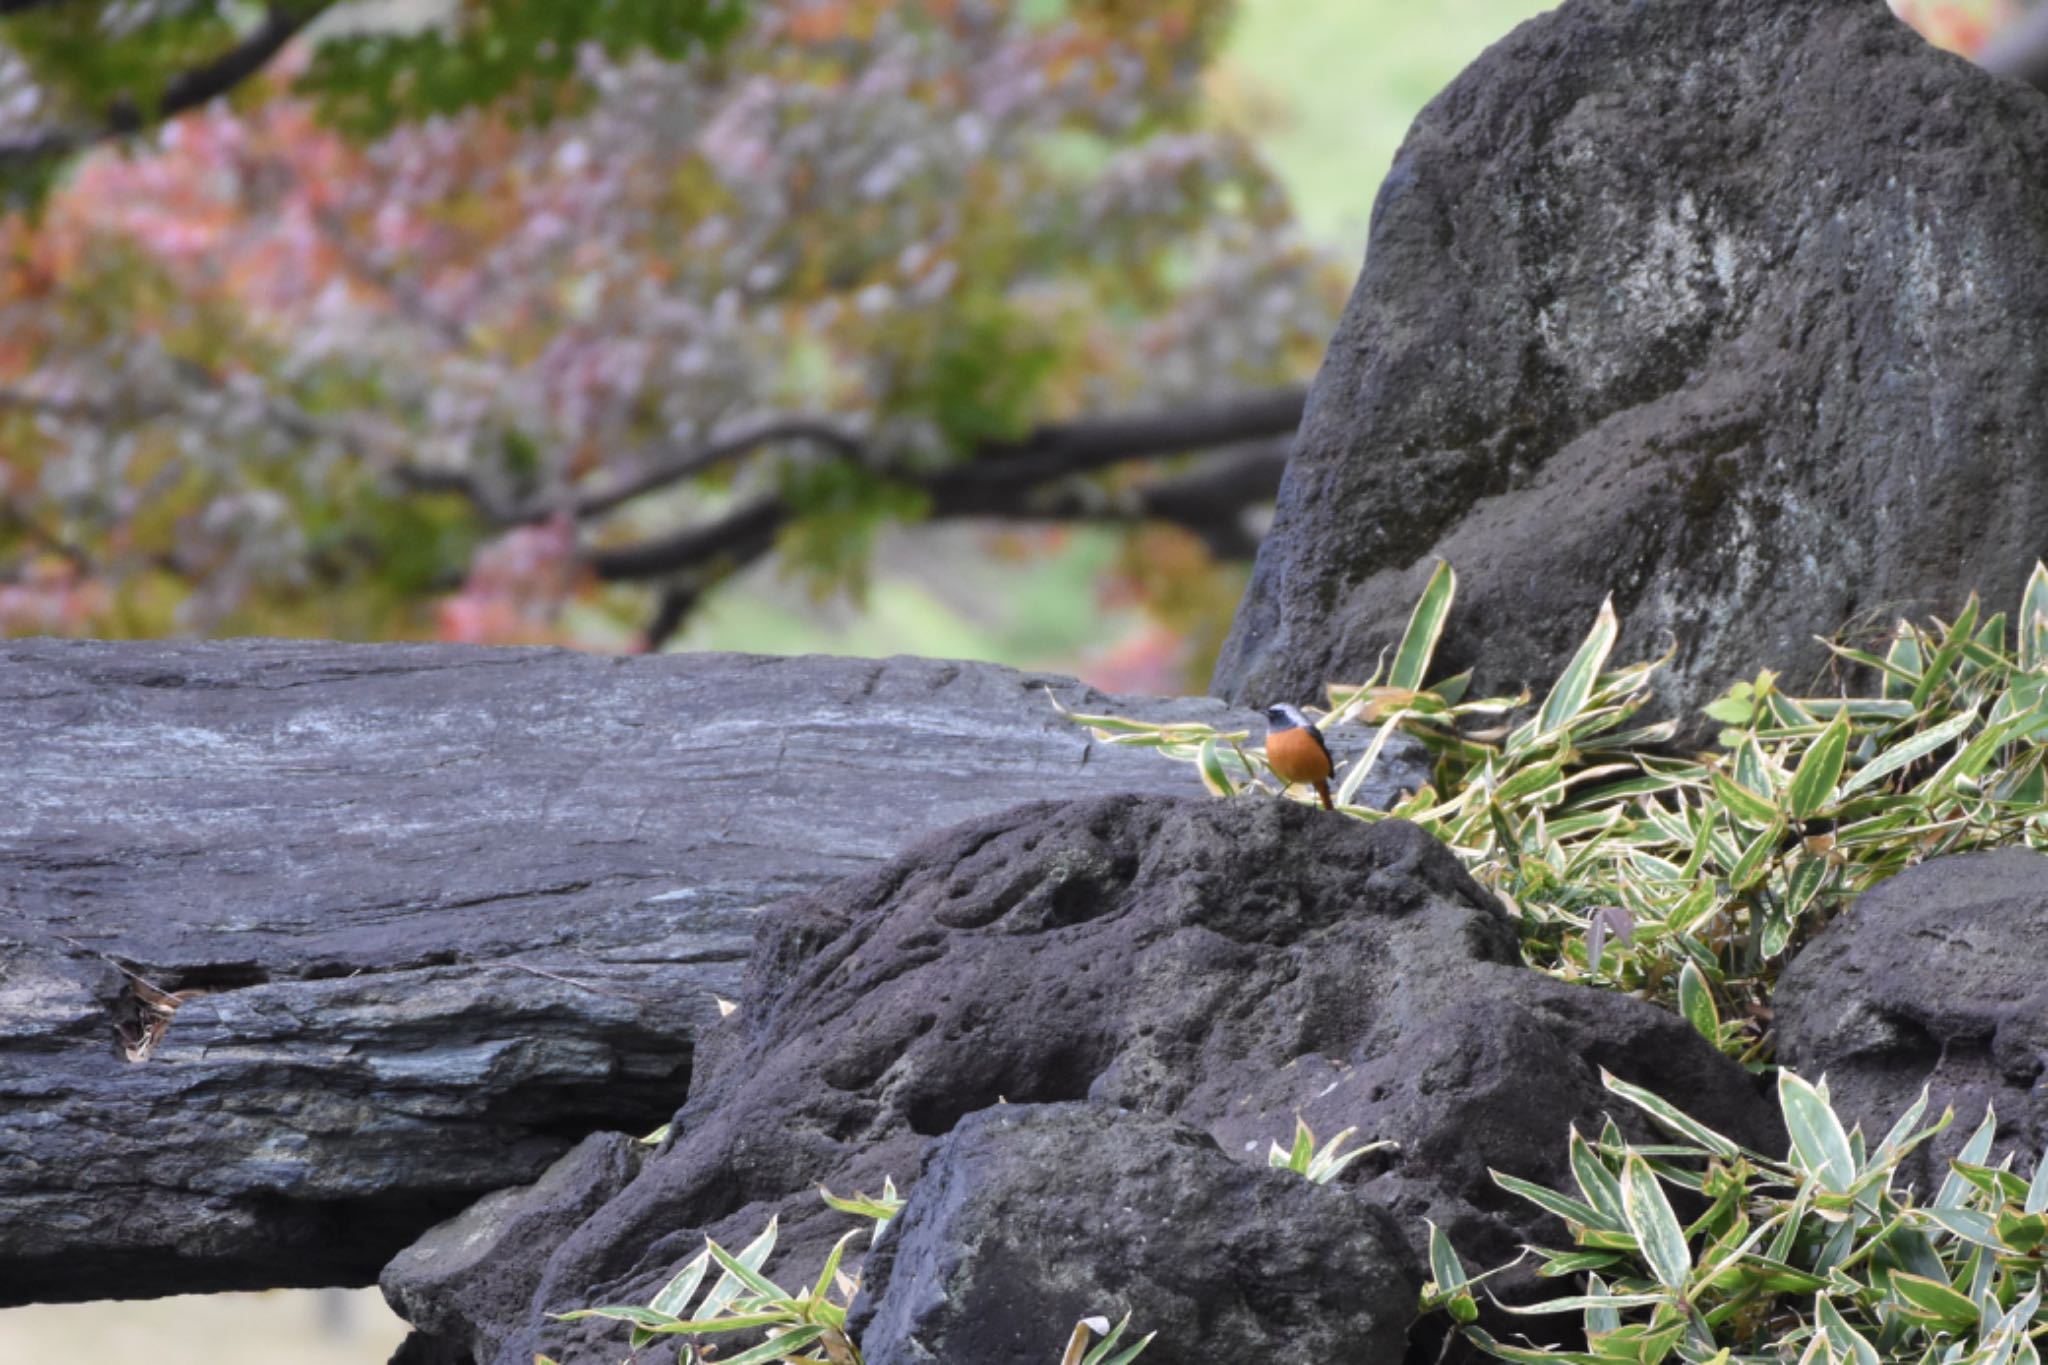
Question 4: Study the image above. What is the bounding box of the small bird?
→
[1263,703,1334,811]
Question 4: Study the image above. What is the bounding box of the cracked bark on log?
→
[0,640,1301,1305]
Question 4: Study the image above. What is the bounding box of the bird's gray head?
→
[1263,703,1313,731]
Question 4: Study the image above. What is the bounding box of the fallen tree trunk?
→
[0,641,1397,1306]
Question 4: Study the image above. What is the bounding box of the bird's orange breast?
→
[1265,726,1332,785]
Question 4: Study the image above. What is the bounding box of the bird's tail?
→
[1315,779,1333,812]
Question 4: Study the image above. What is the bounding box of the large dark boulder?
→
[1214,0,2048,721]
[0,640,1426,1305]
[1777,850,2048,1193]
[382,1133,645,1365]
[852,1104,1422,1365]
[406,795,1774,1365]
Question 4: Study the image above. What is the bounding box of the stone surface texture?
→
[851,1104,1423,1365]
[382,1133,644,1365]
[1214,0,2048,723]
[0,640,1425,1305]
[1777,849,2048,1194]
[413,795,1774,1365]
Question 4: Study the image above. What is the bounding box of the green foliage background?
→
[676,0,1563,671]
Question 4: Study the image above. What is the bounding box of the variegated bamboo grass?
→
[1423,1070,2047,1365]
[1057,561,2048,1065]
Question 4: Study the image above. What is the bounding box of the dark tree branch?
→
[640,585,701,654]
[0,500,93,574]
[589,497,785,582]
[586,388,1306,587]
[523,391,1303,531]
[0,387,130,422]
[625,444,1290,652]
[0,3,332,171]
[929,387,1307,499]
[531,419,865,525]
[976,443,1292,561]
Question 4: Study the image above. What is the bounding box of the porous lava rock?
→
[851,1104,1422,1365]
[1777,849,2048,1193]
[389,795,1774,1364]
[1214,0,2048,723]
[382,1133,644,1365]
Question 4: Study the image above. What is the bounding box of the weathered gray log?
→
[0,639,1428,1306]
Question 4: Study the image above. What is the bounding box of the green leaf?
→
[820,1177,905,1234]
[1391,560,1456,693]
[1536,1250,1626,1277]
[1601,1071,1743,1159]
[706,1238,785,1303]
[1066,1314,1155,1365]
[649,1247,713,1317]
[1710,770,1778,827]
[547,1305,681,1328]
[1889,1271,1980,1330]
[2021,561,2048,671]
[1734,736,1777,801]
[1758,905,1794,960]
[1728,817,1785,892]
[1678,961,1721,1043]
[1703,686,1757,727]
[1580,1273,1621,1338]
[1621,1153,1692,1290]
[1539,597,1621,738]
[1569,1129,1630,1228]
[1873,1088,1943,1167]
[1785,713,1850,821]
[1938,1108,2000,1209]
[1996,1208,2048,1252]
[811,1227,864,1306]
[697,1217,780,1320]
[1096,1336,1157,1365]
[1492,1168,1610,1231]
[1494,1289,1673,1315]
[1793,1329,1832,1365]
[1427,1220,1469,1292]
[1197,737,1236,797]
[1334,711,1412,809]
[1838,707,1980,797]
[716,1325,830,1364]
[1915,1207,2003,1248]
[1461,1325,1608,1364]
[1780,1071,1856,1193]
[1089,1324,1157,1365]
[1886,625,1926,700]
[1816,1294,1880,1365]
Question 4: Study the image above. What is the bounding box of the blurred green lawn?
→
[676,0,1559,687]
[1228,0,1557,251]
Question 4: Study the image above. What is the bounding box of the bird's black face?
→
[1263,703,1302,731]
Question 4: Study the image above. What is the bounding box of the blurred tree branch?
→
[574,392,1305,649]
[0,2,1326,651]
[0,3,335,173]
[586,389,1304,578]
[626,439,1295,653]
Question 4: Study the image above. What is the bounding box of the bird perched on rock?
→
[1262,703,1334,811]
